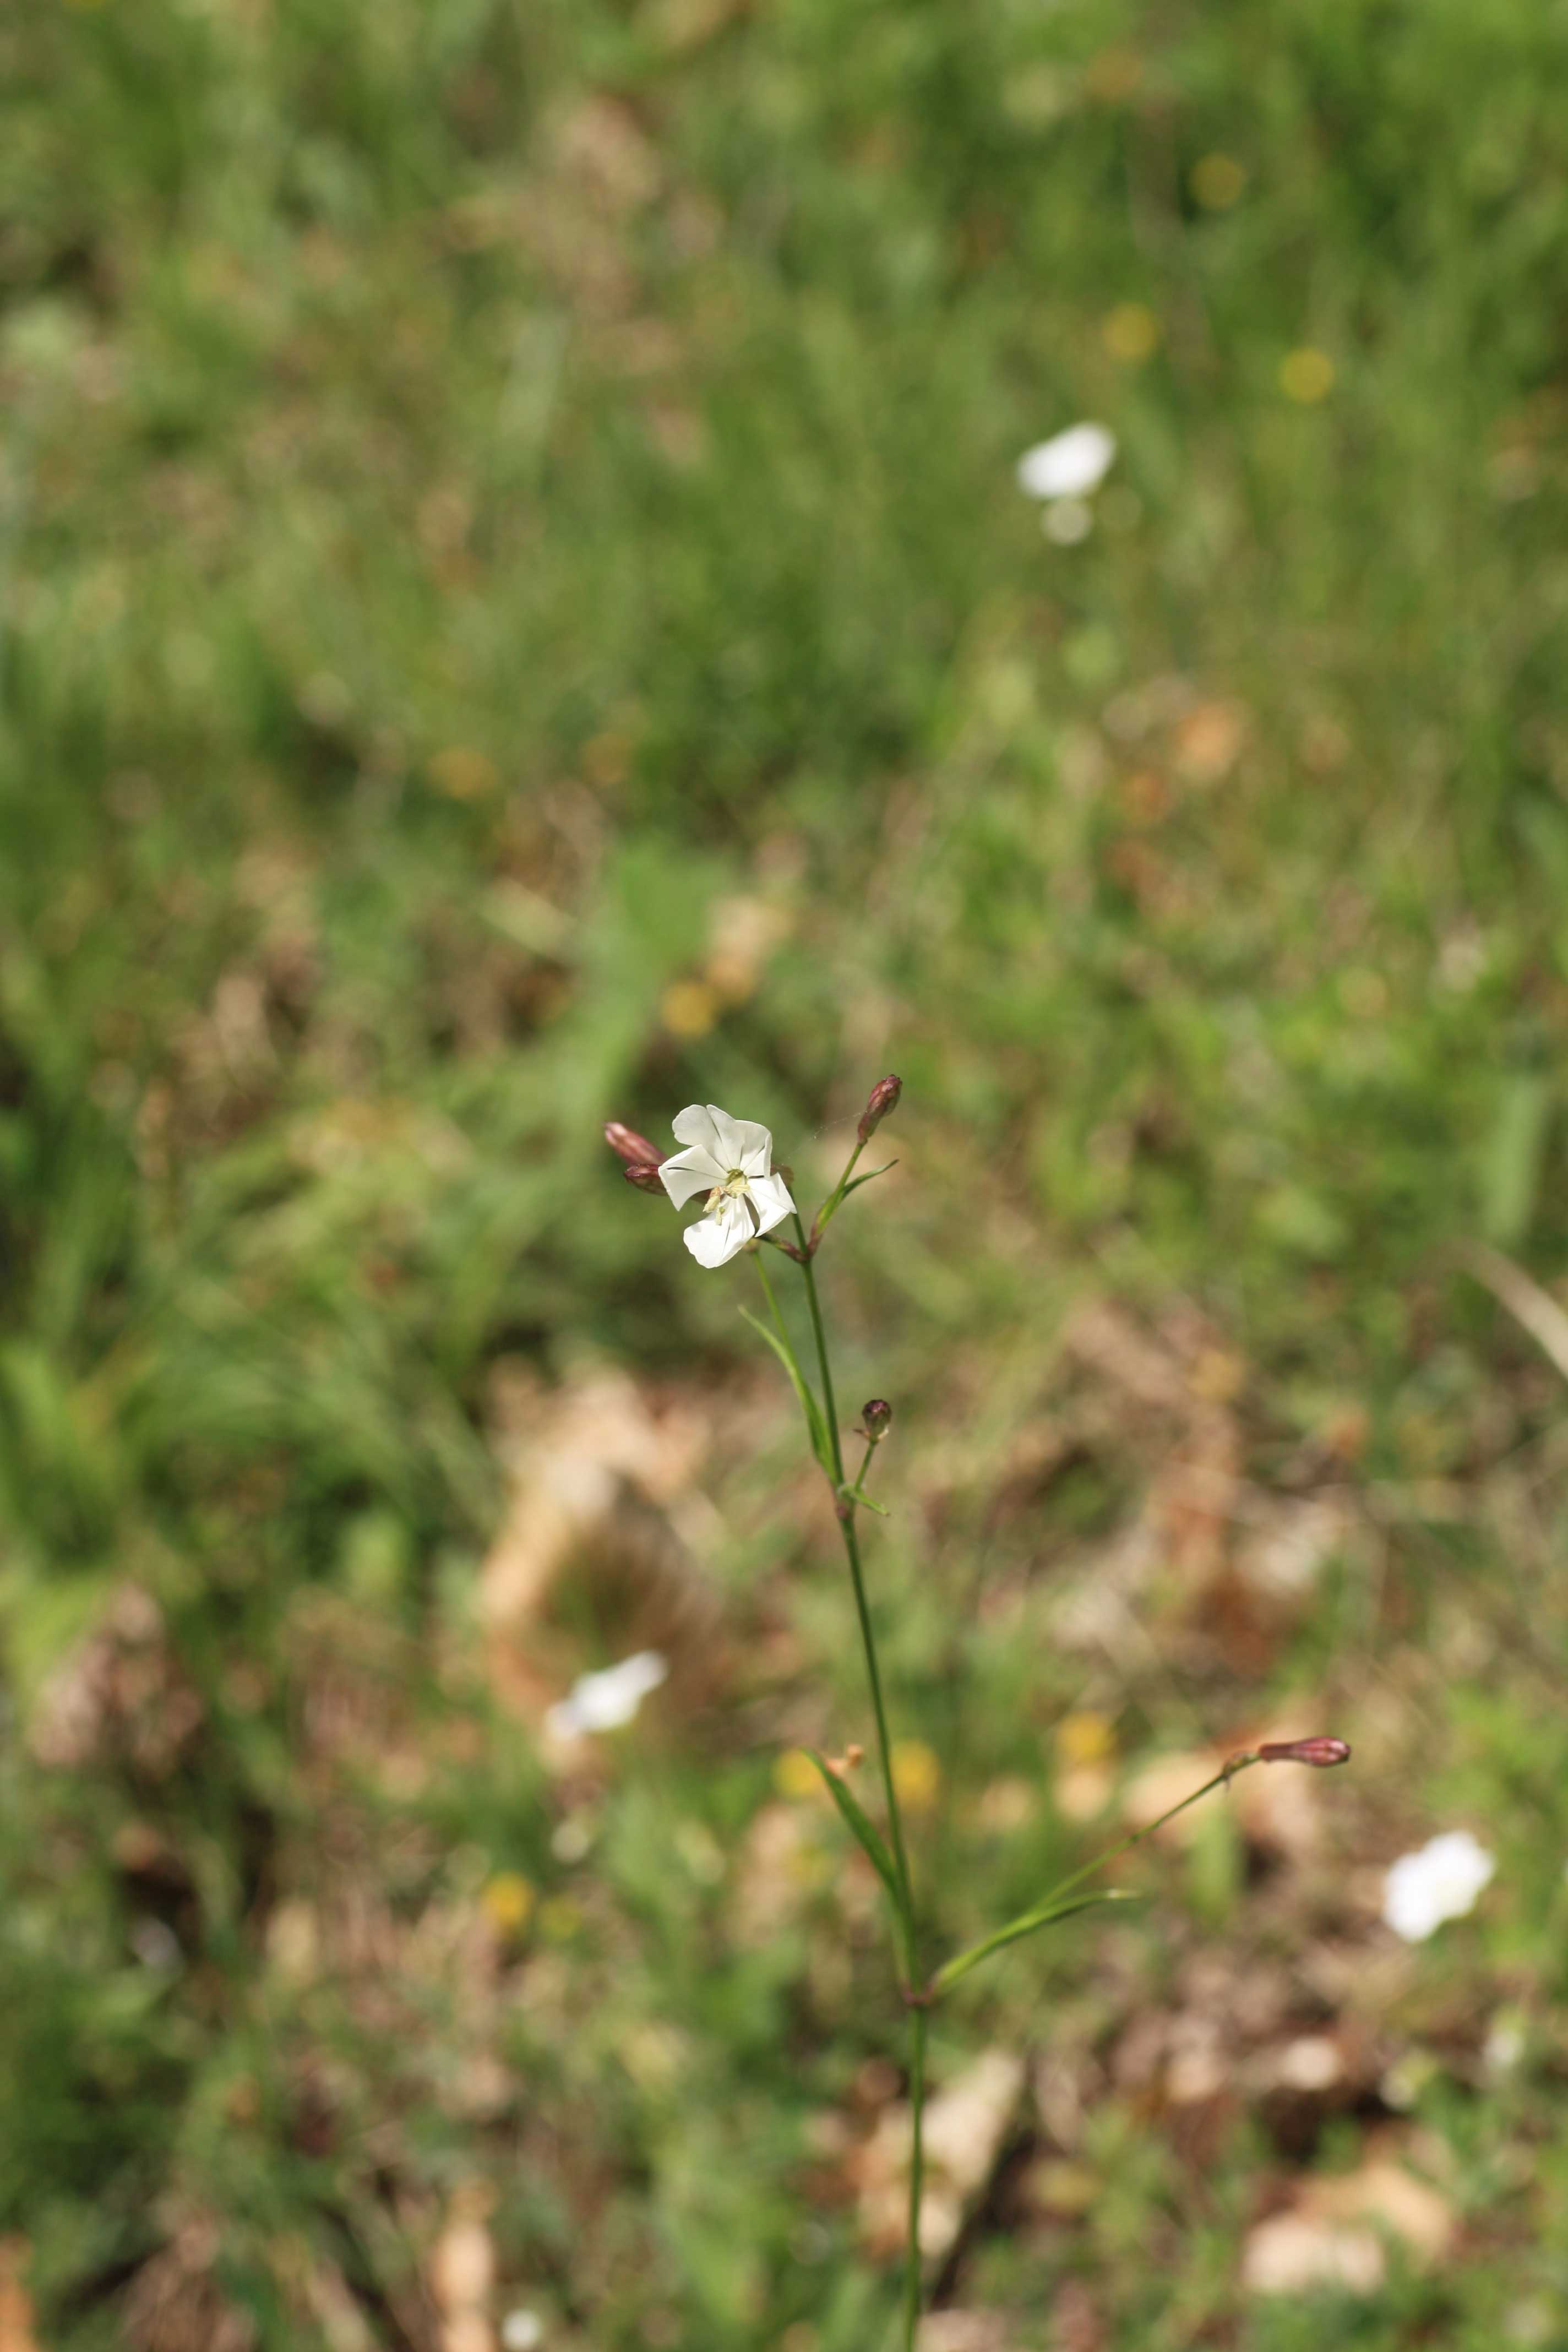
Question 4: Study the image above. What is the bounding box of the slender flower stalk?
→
[790,1214,915,1940]
[606,1085,1349,2349]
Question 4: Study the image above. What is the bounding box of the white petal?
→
[672,1104,725,1157]
[697,1103,771,1175]
[658,1144,725,1207]
[683,1195,752,1268]
[726,1115,776,1174]
[745,1169,795,1235]
[1016,422,1117,500]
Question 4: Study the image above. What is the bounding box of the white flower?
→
[1016,422,1117,501]
[501,2313,545,2352]
[1381,1830,1495,1942]
[544,1651,668,1740]
[657,1103,795,1268]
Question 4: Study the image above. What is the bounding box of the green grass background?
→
[3,0,1568,2344]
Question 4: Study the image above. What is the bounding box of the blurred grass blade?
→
[930,1890,1136,1997]
[738,1303,832,1471]
[1463,1242,1568,1386]
[807,1749,901,1907]
[1478,1073,1553,1249]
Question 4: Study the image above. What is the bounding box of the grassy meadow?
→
[4,0,1568,2344]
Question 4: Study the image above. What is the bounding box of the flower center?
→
[703,1171,752,1216]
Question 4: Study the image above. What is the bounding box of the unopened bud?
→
[857,1073,902,1145]
[623,1159,666,1194]
[860,1399,893,1442]
[1258,1736,1351,1769]
[605,1120,665,1169]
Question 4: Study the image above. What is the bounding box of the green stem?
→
[793,1213,843,1478]
[791,1209,925,2345]
[794,1218,913,1917]
[837,1506,914,1934]
[902,2002,927,2352]
[810,1137,866,1248]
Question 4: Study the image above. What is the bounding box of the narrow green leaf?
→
[807,1750,902,1907]
[930,1889,1137,1997]
[812,1161,899,1245]
[738,1303,832,1471]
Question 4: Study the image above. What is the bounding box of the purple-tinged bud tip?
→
[859,1399,893,1441]
[623,1159,666,1193]
[1258,1736,1351,1769]
[857,1074,902,1145]
[605,1120,665,1169]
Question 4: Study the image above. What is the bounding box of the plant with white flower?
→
[606,1078,1350,2350]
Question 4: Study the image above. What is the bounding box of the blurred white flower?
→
[1042,496,1095,545]
[501,2312,545,2352]
[1016,422,1117,500]
[1382,1830,1495,1942]
[658,1103,794,1268]
[545,1651,668,1740]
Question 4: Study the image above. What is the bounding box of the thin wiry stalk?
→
[790,1212,924,2342]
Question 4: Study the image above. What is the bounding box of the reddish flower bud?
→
[857,1074,902,1145]
[623,1159,667,1193]
[605,1120,665,1169]
[859,1399,893,1441]
[1258,1736,1351,1769]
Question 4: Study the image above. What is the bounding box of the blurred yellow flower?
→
[1191,153,1246,210]
[1280,347,1336,404]
[660,980,719,1038]
[1102,303,1161,364]
[891,1739,942,1815]
[428,745,499,800]
[774,1747,824,1801]
[481,1871,535,1936]
[1055,1713,1117,1822]
[1054,1710,1117,1769]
